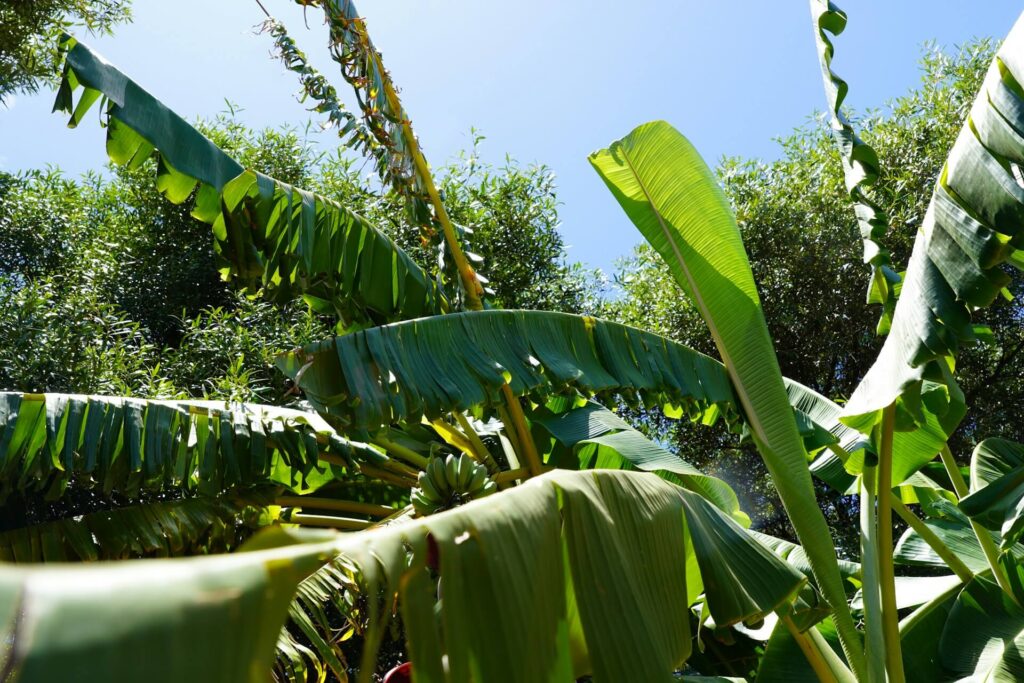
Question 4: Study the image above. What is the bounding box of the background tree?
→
[603,38,1019,556]
[0,0,131,104]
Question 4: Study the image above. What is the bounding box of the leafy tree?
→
[0,0,131,103]
[604,38,1019,557]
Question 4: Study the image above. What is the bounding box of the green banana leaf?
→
[531,400,748,525]
[897,579,962,682]
[589,119,863,676]
[809,0,900,332]
[0,528,335,683]
[279,309,741,434]
[749,530,861,586]
[335,469,805,682]
[841,14,1024,453]
[0,470,807,682]
[0,497,249,562]
[851,574,961,612]
[0,392,377,501]
[894,499,1024,572]
[755,617,852,683]
[937,577,1024,681]
[784,379,953,493]
[53,37,446,323]
[960,438,1024,549]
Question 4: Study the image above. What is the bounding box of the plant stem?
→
[453,411,501,474]
[890,496,973,583]
[372,435,429,469]
[275,496,395,518]
[781,614,853,683]
[492,467,531,484]
[358,464,416,488]
[286,511,372,531]
[499,385,544,477]
[877,404,906,683]
[939,444,1018,601]
[368,50,483,310]
[369,41,547,478]
[860,464,887,683]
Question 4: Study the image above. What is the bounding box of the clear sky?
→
[1,1,1020,275]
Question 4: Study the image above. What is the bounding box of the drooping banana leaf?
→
[333,469,805,682]
[897,579,962,682]
[589,119,864,676]
[291,0,432,229]
[960,437,1024,549]
[0,392,378,502]
[213,169,444,320]
[279,310,742,435]
[0,527,335,683]
[530,400,747,524]
[785,379,955,492]
[749,530,861,586]
[0,497,250,562]
[894,498,1024,572]
[53,37,446,323]
[809,0,900,333]
[0,470,805,682]
[841,15,1024,451]
[287,0,490,306]
[936,576,1024,681]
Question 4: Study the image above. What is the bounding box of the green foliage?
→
[0,0,130,103]
[604,39,1017,554]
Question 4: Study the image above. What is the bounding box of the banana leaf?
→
[331,469,806,682]
[0,470,806,682]
[0,392,377,502]
[841,14,1024,462]
[960,437,1024,549]
[809,0,900,332]
[0,528,335,683]
[0,497,249,562]
[531,400,747,524]
[53,37,446,323]
[589,119,863,675]
[279,310,741,435]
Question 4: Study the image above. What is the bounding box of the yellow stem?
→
[369,49,483,310]
[939,445,1019,604]
[288,511,372,531]
[452,411,501,473]
[372,435,429,469]
[877,404,906,683]
[890,496,973,583]
[499,385,543,477]
[358,464,416,488]
[276,496,395,518]
[781,614,850,683]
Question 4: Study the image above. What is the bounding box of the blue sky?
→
[1,1,1019,275]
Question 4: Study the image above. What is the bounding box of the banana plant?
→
[4,0,1024,680]
[1,15,847,683]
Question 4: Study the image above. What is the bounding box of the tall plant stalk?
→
[860,464,886,682]
[890,496,973,583]
[939,445,1018,601]
[876,404,905,682]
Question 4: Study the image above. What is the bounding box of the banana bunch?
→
[411,453,497,517]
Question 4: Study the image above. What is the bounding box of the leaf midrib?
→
[615,141,770,446]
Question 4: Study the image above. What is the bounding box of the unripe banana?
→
[411,453,497,517]
[444,454,460,490]
[456,454,475,489]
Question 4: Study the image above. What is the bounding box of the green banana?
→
[412,453,496,517]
